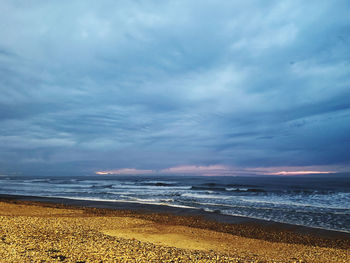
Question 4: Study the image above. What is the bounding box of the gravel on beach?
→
[0,200,349,263]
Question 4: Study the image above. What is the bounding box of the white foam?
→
[238,193,350,210]
[226,187,249,191]
[219,210,350,234]
[181,193,231,199]
[51,195,199,210]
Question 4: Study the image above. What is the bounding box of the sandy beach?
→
[0,199,349,263]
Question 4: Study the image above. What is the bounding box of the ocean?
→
[1,173,349,232]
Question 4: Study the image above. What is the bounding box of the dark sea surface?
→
[1,173,350,232]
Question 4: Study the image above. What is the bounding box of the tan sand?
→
[0,201,349,262]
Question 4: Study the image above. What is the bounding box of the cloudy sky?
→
[0,1,349,175]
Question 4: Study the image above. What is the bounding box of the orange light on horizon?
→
[265,170,335,175]
[95,166,339,176]
[95,171,111,175]
[95,168,154,175]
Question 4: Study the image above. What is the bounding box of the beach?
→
[0,197,349,262]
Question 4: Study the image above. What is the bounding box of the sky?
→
[0,1,349,176]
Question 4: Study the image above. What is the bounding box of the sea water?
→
[0,173,349,232]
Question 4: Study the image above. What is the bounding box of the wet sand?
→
[0,196,349,262]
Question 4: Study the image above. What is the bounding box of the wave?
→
[129,197,174,203]
[286,189,338,195]
[191,186,227,191]
[24,179,52,183]
[90,184,114,189]
[51,195,198,210]
[193,186,343,196]
[143,182,176,187]
[218,210,350,234]
[226,188,266,193]
[191,185,266,193]
[49,179,77,184]
[237,196,350,210]
[181,193,231,200]
[226,184,260,188]
[202,208,221,213]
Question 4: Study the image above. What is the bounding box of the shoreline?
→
[1,195,349,262]
[1,193,350,247]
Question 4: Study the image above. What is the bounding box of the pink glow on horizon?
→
[96,165,234,176]
[161,165,230,174]
[161,165,239,176]
[95,164,343,176]
[248,165,344,175]
[264,170,335,175]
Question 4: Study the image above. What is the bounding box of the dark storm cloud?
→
[0,0,349,174]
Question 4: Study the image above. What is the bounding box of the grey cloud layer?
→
[0,0,349,174]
